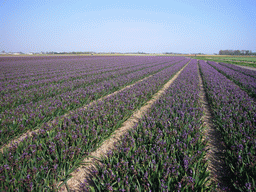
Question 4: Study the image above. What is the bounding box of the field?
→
[188,55,256,68]
[0,56,255,191]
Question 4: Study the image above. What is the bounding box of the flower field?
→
[207,61,256,99]
[81,59,210,191]
[0,56,185,146]
[199,60,256,191]
[0,56,255,191]
[218,62,256,78]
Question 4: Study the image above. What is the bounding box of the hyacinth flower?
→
[0,59,166,113]
[80,59,210,191]
[199,60,256,191]
[207,61,256,99]
[218,62,256,78]
[1,56,167,101]
[0,56,177,91]
[1,56,176,113]
[0,58,189,191]
[0,57,185,146]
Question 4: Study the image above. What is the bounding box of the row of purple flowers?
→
[0,56,162,94]
[0,58,189,191]
[199,60,256,191]
[80,59,210,191]
[207,61,256,99]
[218,62,256,78]
[0,57,185,146]
[1,58,166,112]
[0,56,117,80]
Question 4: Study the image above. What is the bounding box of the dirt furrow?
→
[205,60,256,72]
[60,60,191,191]
[0,75,153,153]
[235,65,256,71]
[198,62,229,191]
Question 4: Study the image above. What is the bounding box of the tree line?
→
[219,50,256,55]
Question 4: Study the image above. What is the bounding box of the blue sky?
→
[0,0,255,54]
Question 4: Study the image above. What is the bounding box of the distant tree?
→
[219,49,254,55]
[234,50,240,55]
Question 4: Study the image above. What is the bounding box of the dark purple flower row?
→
[0,56,161,93]
[0,58,189,191]
[0,56,112,80]
[207,61,256,99]
[0,59,165,112]
[0,56,173,81]
[199,60,256,191]
[0,56,95,84]
[0,57,185,146]
[80,59,210,191]
[218,62,256,78]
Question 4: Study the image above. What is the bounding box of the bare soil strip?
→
[58,61,191,191]
[219,59,256,64]
[235,65,256,71]
[214,61,256,72]
[198,62,229,191]
[204,60,256,71]
[0,75,153,153]
[208,60,256,72]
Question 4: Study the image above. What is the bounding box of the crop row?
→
[0,58,185,146]
[0,56,173,81]
[0,56,91,80]
[0,56,113,80]
[80,59,210,191]
[0,60,106,88]
[1,58,168,111]
[0,56,163,93]
[0,58,189,191]
[218,62,256,78]
[199,60,256,191]
[207,61,256,99]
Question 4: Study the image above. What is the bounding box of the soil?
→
[235,65,256,71]
[198,62,231,191]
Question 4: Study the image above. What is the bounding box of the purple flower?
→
[245,182,251,190]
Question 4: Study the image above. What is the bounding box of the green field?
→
[188,55,256,68]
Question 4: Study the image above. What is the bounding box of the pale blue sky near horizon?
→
[0,0,255,54]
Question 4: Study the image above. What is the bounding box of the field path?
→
[60,60,191,191]
[235,64,256,71]
[203,60,256,72]
[0,74,153,153]
[198,62,229,191]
